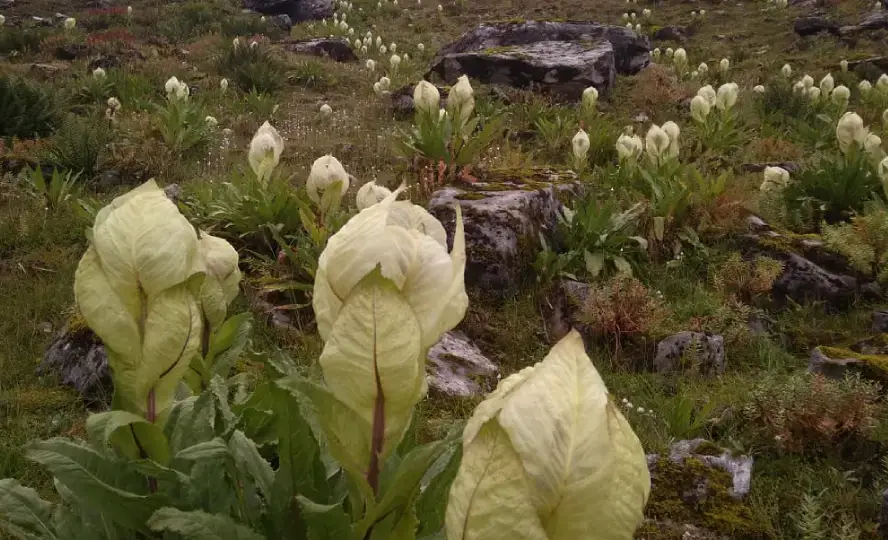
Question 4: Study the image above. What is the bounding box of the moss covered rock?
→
[809,334,888,382]
[644,440,762,539]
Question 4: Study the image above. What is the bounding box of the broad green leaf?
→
[166,392,215,453]
[147,508,263,539]
[296,496,351,540]
[228,431,273,501]
[175,439,230,462]
[208,313,252,380]
[355,430,460,539]
[416,446,462,538]
[263,350,300,378]
[50,504,104,540]
[86,410,171,465]
[0,478,57,539]
[209,376,236,434]
[270,384,331,539]
[25,438,166,532]
[276,377,372,501]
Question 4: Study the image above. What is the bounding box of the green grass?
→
[2,0,888,537]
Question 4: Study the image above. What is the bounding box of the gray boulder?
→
[429,40,615,101]
[427,331,498,397]
[741,216,880,309]
[794,16,841,37]
[36,323,111,405]
[874,310,888,333]
[428,168,580,293]
[856,11,888,31]
[654,332,725,375]
[772,253,860,308]
[652,25,688,42]
[427,20,650,98]
[269,14,293,30]
[282,38,357,62]
[243,0,332,22]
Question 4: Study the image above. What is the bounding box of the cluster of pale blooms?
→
[858,73,888,99]
[613,121,681,167]
[762,112,888,193]
[791,72,851,108]
[621,9,650,33]
[246,120,395,211]
[689,82,740,123]
[767,0,789,8]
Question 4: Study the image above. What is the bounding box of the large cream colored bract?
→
[312,187,468,476]
[445,331,651,540]
[74,181,205,420]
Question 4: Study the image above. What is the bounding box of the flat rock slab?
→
[429,168,580,292]
[427,331,498,397]
[432,20,650,76]
[430,40,615,101]
[243,0,332,22]
[282,38,357,62]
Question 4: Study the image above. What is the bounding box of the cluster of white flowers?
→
[792,72,849,107]
[689,82,739,122]
[615,122,680,166]
[373,75,392,96]
[164,76,189,101]
[858,73,888,100]
[836,112,884,159]
[767,0,788,7]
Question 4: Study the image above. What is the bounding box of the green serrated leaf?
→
[0,478,57,540]
[354,429,461,539]
[86,411,171,465]
[228,431,274,502]
[275,377,373,503]
[296,496,351,540]
[175,439,230,462]
[210,376,237,435]
[167,392,216,454]
[208,313,253,380]
[25,438,166,532]
[147,508,263,539]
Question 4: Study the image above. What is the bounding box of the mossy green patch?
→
[818,343,888,379]
[646,457,763,538]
